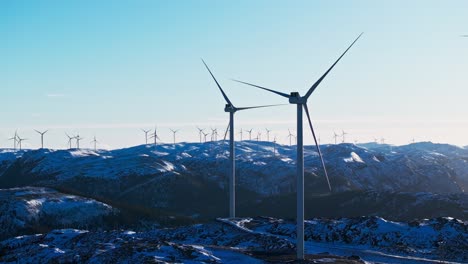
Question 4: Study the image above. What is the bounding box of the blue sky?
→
[2,1,468,149]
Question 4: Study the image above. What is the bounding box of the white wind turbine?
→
[170,129,179,147]
[202,59,280,218]
[150,127,161,146]
[247,129,253,141]
[8,130,18,150]
[341,130,348,143]
[265,128,271,141]
[287,129,295,146]
[65,133,75,149]
[34,129,48,149]
[91,136,98,151]
[197,127,205,143]
[238,129,243,141]
[17,136,27,150]
[333,131,339,144]
[234,33,362,259]
[75,134,83,149]
[141,129,151,145]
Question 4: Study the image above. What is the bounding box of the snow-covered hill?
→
[0,187,116,240]
[1,216,465,263]
[0,141,466,221]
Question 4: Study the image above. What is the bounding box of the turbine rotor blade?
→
[303,104,331,191]
[236,104,286,111]
[224,121,230,141]
[304,33,363,99]
[201,59,233,106]
[232,79,290,98]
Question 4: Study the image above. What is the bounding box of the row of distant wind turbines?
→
[7,126,386,151]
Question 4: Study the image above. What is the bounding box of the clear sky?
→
[2,0,468,149]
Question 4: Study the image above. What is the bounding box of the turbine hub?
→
[288,92,306,104]
[224,104,236,113]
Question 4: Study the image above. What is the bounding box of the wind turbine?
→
[75,134,83,149]
[150,127,160,146]
[91,136,98,151]
[17,136,27,150]
[170,129,179,147]
[34,129,48,149]
[239,129,243,141]
[210,128,218,141]
[257,131,262,142]
[341,130,348,143]
[202,59,280,218]
[234,33,362,259]
[202,131,209,143]
[141,129,151,145]
[197,127,204,143]
[265,128,271,141]
[247,129,253,140]
[380,137,385,144]
[333,131,339,144]
[287,129,294,146]
[65,133,75,149]
[8,131,18,150]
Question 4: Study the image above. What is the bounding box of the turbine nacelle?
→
[288,92,307,104]
[224,104,236,113]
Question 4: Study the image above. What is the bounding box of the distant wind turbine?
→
[34,129,48,149]
[91,136,98,151]
[150,127,160,145]
[75,134,83,149]
[141,129,151,145]
[202,59,280,218]
[197,127,204,143]
[287,129,295,146]
[341,130,348,143]
[170,129,179,147]
[380,137,385,144]
[234,33,362,259]
[265,128,271,141]
[65,133,75,149]
[17,137,27,150]
[202,131,209,143]
[333,132,339,144]
[247,129,253,140]
[238,129,243,141]
[8,130,18,150]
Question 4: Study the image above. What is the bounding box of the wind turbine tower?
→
[203,59,278,218]
[150,127,160,146]
[197,127,204,143]
[91,136,98,151]
[17,136,27,150]
[8,131,18,150]
[333,132,339,144]
[170,129,179,147]
[141,129,151,145]
[288,129,294,146]
[247,129,253,140]
[65,133,75,149]
[341,130,348,143]
[75,134,83,149]
[34,129,48,149]
[265,128,271,141]
[234,33,362,259]
[239,129,243,141]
